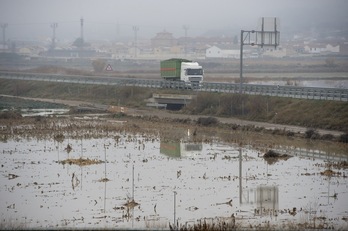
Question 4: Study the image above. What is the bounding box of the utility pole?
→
[239,17,280,93]
[132,164,135,200]
[239,29,244,94]
[173,191,177,230]
[1,23,8,47]
[183,25,189,57]
[80,17,84,49]
[239,148,242,204]
[132,26,139,58]
[50,23,58,50]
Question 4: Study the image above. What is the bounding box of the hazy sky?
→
[0,0,347,41]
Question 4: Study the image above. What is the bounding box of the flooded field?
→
[1,121,348,230]
[206,72,348,89]
[248,79,348,89]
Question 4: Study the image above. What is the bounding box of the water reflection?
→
[238,148,279,217]
[160,141,203,158]
[243,185,279,217]
[21,108,69,117]
[274,146,347,162]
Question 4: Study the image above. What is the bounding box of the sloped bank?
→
[0,79,347,133]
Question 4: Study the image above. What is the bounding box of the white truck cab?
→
[180,62,204,87]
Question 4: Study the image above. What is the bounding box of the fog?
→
[0,0,347,41]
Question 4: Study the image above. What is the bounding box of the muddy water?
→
[20,109,70,117]
[1,134,348,229]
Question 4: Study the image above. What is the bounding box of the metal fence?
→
[0,71,347,101]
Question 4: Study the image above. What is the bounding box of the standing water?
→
[1,133,347,230]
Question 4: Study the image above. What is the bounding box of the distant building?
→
[151,31,178,48]
[205,45,240,59]
[304,43,339,54]
[43,49,108,58]
[261,47,287,58]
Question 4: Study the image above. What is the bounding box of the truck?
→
[160,58,203,88]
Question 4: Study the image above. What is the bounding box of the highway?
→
[0,71,347,101]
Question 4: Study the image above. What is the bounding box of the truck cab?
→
[180,62,204,87]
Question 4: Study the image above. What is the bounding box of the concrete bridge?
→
[147,93,196,109]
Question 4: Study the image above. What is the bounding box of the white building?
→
[206,46,240,59]
[304,43,340,54]
[262,47,287,58]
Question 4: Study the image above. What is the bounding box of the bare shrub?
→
[215,94,248,116]
[197,117,219,126]
[92,59,107,73]
[321,133,334,141]
[325,57,336,67]
[0,111,22,119]
[339,133,348,143]
[194,93,220,114]
[305,128,320,139]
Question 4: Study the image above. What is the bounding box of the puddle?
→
[1,133,348,229]
[20,108,70,117]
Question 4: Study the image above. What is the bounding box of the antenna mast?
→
[80,17,84,49]
[50,23,58,50]
[133,26,139,58]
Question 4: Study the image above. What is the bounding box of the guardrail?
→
[0,71,347,101]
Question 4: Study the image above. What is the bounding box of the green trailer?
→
[160,58,191,80]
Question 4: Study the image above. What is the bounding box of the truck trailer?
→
[160,58,203,87]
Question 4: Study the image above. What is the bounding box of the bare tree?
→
[92,59,107,73]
